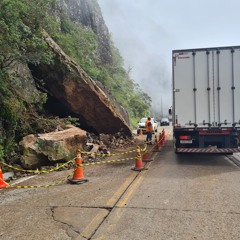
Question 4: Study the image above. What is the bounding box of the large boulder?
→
[19,126,87,169]
[29,32,132,136]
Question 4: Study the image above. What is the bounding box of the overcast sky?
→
[98,0,240,117]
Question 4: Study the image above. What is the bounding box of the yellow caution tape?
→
[0,159,74,174]
[3,155,140,189]
[81,148,138,157]
[75,156,138,167]
[141,144,148,152]
[5,175,70,189]
[1,143,152,189]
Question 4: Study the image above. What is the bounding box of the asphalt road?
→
[1,126,240,240]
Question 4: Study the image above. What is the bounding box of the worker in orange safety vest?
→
[145,117,153,145]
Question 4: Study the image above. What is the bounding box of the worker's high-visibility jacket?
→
[145,120,153,133]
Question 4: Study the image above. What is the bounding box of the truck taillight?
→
[180,135,191,140]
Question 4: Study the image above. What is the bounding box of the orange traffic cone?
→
[162,129,166,141]
[158,138,164,151]
[152,135,160,152]
[68,150,88,184]
[131,146,147,171]
[0,166,7,188]
[139,129,143,136]
[159,132,163,141]
[142,151,152,162]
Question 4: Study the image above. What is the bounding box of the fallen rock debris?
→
[3,132,138,182]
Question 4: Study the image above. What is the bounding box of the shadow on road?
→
[175,152,236,167]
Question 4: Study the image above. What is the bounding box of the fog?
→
[98,0,240,118]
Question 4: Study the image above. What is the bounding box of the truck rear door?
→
[173,47,240,128]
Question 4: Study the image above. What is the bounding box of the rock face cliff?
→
[56,0,112,64]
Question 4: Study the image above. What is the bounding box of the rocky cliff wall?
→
[56,0,112,64]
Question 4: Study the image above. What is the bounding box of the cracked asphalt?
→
[1,126,240,240]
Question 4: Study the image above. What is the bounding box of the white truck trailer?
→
[172,46,240,153]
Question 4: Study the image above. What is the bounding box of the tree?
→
[0,0,53,70]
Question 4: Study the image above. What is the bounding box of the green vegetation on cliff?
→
[0,0,54,161]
